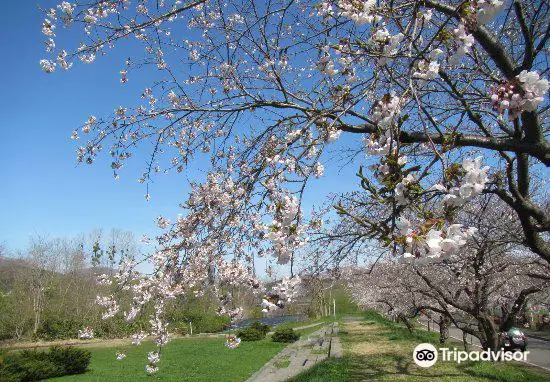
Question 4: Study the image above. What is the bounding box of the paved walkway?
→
[524,330,550,342]
[246,323,339,382]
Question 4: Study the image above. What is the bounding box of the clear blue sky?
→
[0,1,365,259]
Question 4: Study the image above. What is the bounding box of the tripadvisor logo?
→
[413,343,438,367]
[413,343,530,368]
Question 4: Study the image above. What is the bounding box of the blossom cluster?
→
[96,295,119,320]
[337,0,381,24]
[490,71,549,120]
[448,23,474,66]
[40,1,121,73]
[390,157,491,260]
[218,306,245,322]
[366,131,393,156]
[146,351,160,374]
[371,93,405,128]
[218,261,258,287]
[369,27,404,66]
[317,46,338,77]
[413,49,443,81]
[394,173,416,205]
[132,332,147,346]
[423,224,478,258]
[262,276,301,312]
[264,196,307,265]
[78,326,94,339]
[364,93,406,156]
[225,334,241,349]
[398,218,478,259]
[433,156,490,208]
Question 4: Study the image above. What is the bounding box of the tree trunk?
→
[399,314,414,333]
[32,291,42,335]
[462,331,469,351]
[478,315,499,350]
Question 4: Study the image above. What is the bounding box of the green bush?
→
[237,328,265,341]
[2,356,60,382]
[47,346,91,374]
[168,311,231,334]
[271,328,299,343]
[94,315,149,339]
[249,321,271,335]
[35,314,155,340]
[35,317,82,340]
[0,346,91,382]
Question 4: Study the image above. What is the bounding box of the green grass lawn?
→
[288,311,550,382]
[48,337,285,382]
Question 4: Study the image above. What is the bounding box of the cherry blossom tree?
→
[38,0,549,369]
[344,198,550,350]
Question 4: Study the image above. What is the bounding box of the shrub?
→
[3,356,60,382]
[271,328,299,343]
[249,321,271,335]
[94,315,148,339]
[35,317,82,340]
[0,346,91,382]
[237,328,265,341]
[192,313,231,333]
[47,346,91,375]
[167,310,232,335]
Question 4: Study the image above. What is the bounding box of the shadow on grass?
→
[347,352,465,381]
[455,361,550,382]
[286,352,466,382]
[285,358,349,382]
[289,311,550,382]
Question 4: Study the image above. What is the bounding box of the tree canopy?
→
[39,0,549,371]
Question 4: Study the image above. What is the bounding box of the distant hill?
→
[0,256,32,291]
[0,256,112,292]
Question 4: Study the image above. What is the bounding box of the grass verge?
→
[46,337,285,381]
[287,311,550,382]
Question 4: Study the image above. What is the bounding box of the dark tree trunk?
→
[462,331,469,351]
[399,314,414,333]
[478,315,500,350]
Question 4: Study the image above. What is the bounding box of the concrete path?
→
[246,324,338,382]
[328,336,343,358]
[524,330,550,342]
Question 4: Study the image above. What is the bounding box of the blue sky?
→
[0,1,198,252]
[0,1,365,264]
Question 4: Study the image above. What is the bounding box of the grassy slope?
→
[48,337,285,382]
[288,311,550,382]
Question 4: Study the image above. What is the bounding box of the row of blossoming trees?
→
[39,0,548,371]
[340,198,548,350]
